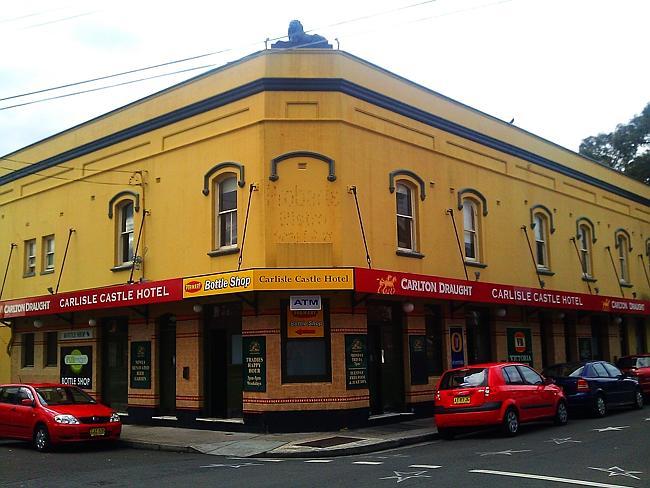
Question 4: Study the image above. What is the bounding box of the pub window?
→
[214,175,238,250]
[42,235,55,273]
[45,331,58,367]
[578,223,594,278]
[281,299,331,383]
[117,200,135,266]
[462,198,481,262]
[24,239,36,277]
[425,312,444,376]
[396,181,417,252]
[22,333,35,368]
[533,213,550,270]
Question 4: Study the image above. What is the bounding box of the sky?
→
[1,0,648,161]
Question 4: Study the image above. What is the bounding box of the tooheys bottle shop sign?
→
[0,279,183,319]
[354,268,649,315]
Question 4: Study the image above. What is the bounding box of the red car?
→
[0,383,121,451]
[617,354,650,398]
[434,362,567,439]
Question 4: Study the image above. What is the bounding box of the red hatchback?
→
[617,354,650,398]
[434,362,567,439]
[0,383,122,451]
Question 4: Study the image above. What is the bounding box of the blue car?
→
[542,361,644,417]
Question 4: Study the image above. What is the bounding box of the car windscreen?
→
[439,368,488,390]
[35,386,97,406]
[617,357,641,369]
[543,364,584,377]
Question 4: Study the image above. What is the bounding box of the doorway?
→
[101,318,128,412]
[204,303,242,418]
[466,309,492,364]
[367,303,405,415]
[158,315,176,415]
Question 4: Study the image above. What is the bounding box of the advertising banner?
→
[507,328,533,365]
[449,327,465,368]
[355,268,649,316]
[183,268,353,298]
[60,346,93,390]
[287,308,325,338]
[130,341,152,389]
[345,335,368,389]
[243,336,266,392]
[1,279,183,319]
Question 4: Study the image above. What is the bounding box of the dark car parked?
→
[616,354,650,399]
[542,361,644,417]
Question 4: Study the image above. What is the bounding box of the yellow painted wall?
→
[1,50,649,306]
[0,328,10,382]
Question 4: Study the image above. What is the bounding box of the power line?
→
[0,155,137,174]
[0,165,137,186]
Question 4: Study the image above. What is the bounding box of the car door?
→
[501,366,529,418]
[0,387,17,437]
[603,362,636,405]
[13,387,37,439]
[590,362,619,405]
[517,365,554,420]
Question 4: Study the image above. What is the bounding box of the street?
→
[1,408,649,487]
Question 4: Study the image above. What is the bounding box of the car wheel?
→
[634,389,644,409]
[593,394,607,418]
[502,408,519,436]
[554,400,569,426]
[34,425,50,452]
[438,427,455,440]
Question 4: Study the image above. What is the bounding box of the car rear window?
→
[35,386,96,405]
[618,357,649,369]
[439,368,488,390]
[543,364,584,377]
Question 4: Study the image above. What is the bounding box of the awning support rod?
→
[238,184,257,271]
[446,209,469,281]
[521,225,545,289]
[56,228,76,294]
[1,243,17,300]
[639,254,650,289]
[349,186,372,269]
[605,246,625,298]
[570,237,592,295]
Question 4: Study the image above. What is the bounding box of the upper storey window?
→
[24,239,36,277]
[117,201,134,266]
[215,175,238,249]
[396,182,416,252]
[533,213,549,270]
[578,223,593,278]
[615,231,631,284]
[462,199,480,262]
[42,235,55,273]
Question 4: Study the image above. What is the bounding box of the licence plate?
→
[89,427,106,437]
[453,396,471,405]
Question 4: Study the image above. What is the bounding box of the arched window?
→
[577,223,593,278]
[117,200,134,266]
[615,231,631,284]
[214,175,238,250]
[396,182,416,251]
[462,199,480,262]
[533,213,550,270]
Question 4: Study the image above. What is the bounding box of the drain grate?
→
[297,436,364,448]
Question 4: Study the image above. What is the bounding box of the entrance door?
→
[102,318,128,412]
[466,310,492,364]
[367,303,404,415]
[204,303,242,418]
[159,316,176,415]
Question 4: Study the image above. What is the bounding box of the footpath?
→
[121,417,438,458]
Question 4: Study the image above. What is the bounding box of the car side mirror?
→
[20,398,34,407]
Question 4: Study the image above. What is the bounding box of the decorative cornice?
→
[457,188,488,216]
[269,151,335,182]
[576,217,597,244]
[389,169,426,200]
[530,204,555,234]
[614,228,632,252]
[2,78,647,207]
[202,161,245,196]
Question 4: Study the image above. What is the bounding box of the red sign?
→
[0,279,183,319]
[355,268,649,316]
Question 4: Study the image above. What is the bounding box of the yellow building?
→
[1,31,649,431]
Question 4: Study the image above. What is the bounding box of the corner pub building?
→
[1,25,649,432]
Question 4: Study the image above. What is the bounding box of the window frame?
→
[116,200,135,267]
[462,198,480,262]
[578,223,593,278]
[280,299,331,384]
[213,174,239,251]
[24,239,36,277]
[42,235,55,273]
[22,333,35,368]
[44,331,58,367]
[395,181,416,252]
[615,232,630,284]
[533,213,550,270]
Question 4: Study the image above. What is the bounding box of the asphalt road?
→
[1,408,649,487]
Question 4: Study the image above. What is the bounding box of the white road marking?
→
[200,463,263,469]
[592,426,630,432]
[305,460,333,463]
[477,449,531,456]
[547,437,582,444]
[380,470,431,483]
[354,461,384,465]
[409,465,442,469]
[588,466,642,480]
[229,458,284,462]
[470,469,635,487]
